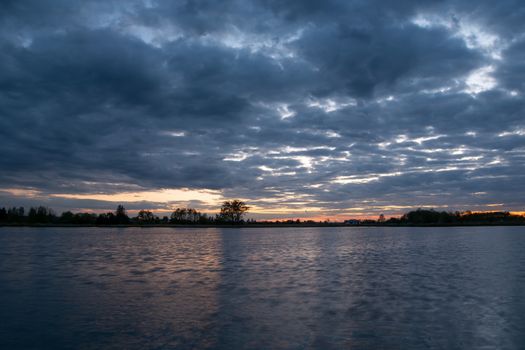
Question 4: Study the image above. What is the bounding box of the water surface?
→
[0,226,524,349]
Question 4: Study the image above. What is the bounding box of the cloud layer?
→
[1,0,524,218]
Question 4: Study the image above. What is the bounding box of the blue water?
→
[0,226,524,349]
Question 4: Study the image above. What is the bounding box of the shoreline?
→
[1,223,524,228]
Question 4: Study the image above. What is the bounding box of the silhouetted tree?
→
[136,210,156,224]
[97,212,116,225]
[7,207,25,222]
[386,217,401,224]
[27,206,55,223]
[0,208,7,222]
[170,208,186,223]
[219,200,249,223]
[115,205,130,224]
[28,207,37,222]
[70,213,97,225]
[170,208,209,224]
[401,209,445,224]
[59,211,75,223]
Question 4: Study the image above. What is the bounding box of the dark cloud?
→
[0,0,524,217]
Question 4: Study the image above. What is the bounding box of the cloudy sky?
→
[1,0,524,219]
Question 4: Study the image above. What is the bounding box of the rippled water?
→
[0,226,524,349]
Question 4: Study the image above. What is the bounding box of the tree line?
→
[0,200,250,225]
[371,209,525,225]
[0,205,523,226]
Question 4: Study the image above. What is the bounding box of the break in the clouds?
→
[0,0,524,219]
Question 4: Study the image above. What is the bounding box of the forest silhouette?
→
[0,204,524,226]
[0,200,251,225]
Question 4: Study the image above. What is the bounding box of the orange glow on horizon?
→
[51,188,223,205]
[0,188,41,197]
[2,187,524,220]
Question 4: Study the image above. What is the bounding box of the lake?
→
[0,226,524,349]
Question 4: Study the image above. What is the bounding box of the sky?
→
[0,0,524,220]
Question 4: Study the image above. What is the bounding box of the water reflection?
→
[0,227,225,349]
[0,226,524,349]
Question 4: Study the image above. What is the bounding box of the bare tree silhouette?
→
[220,200,249,223]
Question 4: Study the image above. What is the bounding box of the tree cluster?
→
[218,200,250,223]
[396,209,525,225]
[0,200,251,225]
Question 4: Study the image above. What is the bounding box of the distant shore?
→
[3,206,524,227]
[1,223,524,228]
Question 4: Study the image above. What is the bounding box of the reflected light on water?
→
[0,226,524,349]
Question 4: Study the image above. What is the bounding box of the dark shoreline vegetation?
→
[1,201,524,227]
